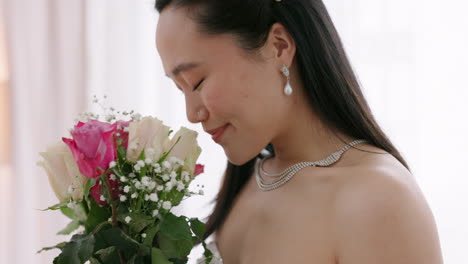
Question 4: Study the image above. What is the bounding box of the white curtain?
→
[325,0,468,263]
[1,0,467,263]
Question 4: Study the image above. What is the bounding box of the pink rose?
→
[114,120,130,149]
[90,176,120,205]
[63,119,117,178]
[194,164,204,176]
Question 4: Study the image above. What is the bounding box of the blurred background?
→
[0,0,467,263]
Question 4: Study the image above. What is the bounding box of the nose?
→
[185,94,208,124]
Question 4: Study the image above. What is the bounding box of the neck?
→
[267,99,355,173]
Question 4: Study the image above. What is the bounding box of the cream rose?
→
[126,116,172,162]
[38,141,87,202]
[167,126,202,176]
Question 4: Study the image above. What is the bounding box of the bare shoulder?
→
[330,150,444,264]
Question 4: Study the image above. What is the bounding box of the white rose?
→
[167,127,202,176]
[126,117,172,162]
[37,141,86,202]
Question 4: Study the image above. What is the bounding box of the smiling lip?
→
[206,124,229,143]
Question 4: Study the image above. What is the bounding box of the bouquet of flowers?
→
[37,99,213,264]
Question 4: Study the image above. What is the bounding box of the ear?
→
[265,23,296,67]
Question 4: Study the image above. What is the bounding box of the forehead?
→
[155,6,244,76]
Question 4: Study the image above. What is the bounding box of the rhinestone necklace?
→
[255,139,367,191]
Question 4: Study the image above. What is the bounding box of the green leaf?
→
[117,145,127,160]
[138,150,146,161]
[84,198,111,233]
[127,213,155,234]
[37,241,67,253]
[172,192,185,207]
[41,201,69,211]
[99,227,141,254]
[151,247,173,264]
[95,246,120,264]
[54,234,95,264]
[157,232,193,259]
[202,241,214,264]
[159,213,192,241]
[57,220,81,235]
[142,224,160,247]
[84,178,97,198]
[59,201,87,221]
[157,136,181,163]
[189,218,206,239]
[89,257,102,264]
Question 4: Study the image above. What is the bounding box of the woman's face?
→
[156,6,291,165]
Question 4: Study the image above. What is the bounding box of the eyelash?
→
[192,79,204,91]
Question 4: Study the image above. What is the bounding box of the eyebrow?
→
[166,62,200,78]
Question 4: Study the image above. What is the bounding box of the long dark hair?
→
[155,0,409,241]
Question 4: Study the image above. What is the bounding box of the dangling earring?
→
[281,65,293,96]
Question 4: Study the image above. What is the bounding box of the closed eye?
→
[193,79,204,91]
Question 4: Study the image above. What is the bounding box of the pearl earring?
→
[281,65,293,96]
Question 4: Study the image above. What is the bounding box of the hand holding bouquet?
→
[38,102,213,264]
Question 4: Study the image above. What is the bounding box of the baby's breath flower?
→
[149,193,159,202]
[170,171,177,179]
[141,176,150,186]
[156,185,164,192]
[131,193,138,199]
[120,195,127,202]
[144,194,150,201]
[162,174,170,181]
[163,161,171,170]
[128,173,136,178]
[123,186,130,193]
[142,233,147,238]
[165,181,174,190]
[152,209,159,217]
[184,174,190,183]
[154,167,162,173]
[109,174,117,181]
[120,176,127,182]
[148,181,156,190]
[134,164,141,172]
[135,181,142,189]
[137,160,145,167]
[176,183,185,192]
[145,158,152,165]
[162,201,172,210]
[131,113,142,121]
[125,216,132,223]
[100,195,106,201]
[129,143,137,151]
[170,178,177,185]
[109,161,117,168]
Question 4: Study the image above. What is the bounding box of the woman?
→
[155,0,443,263]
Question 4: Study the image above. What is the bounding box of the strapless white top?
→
[196,240,223,264]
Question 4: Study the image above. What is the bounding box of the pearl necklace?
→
[255,139,367,191]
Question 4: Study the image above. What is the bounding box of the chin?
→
[224,148,260,166]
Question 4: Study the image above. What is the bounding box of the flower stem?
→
[102,175,118,227]
[102,175,127,264]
